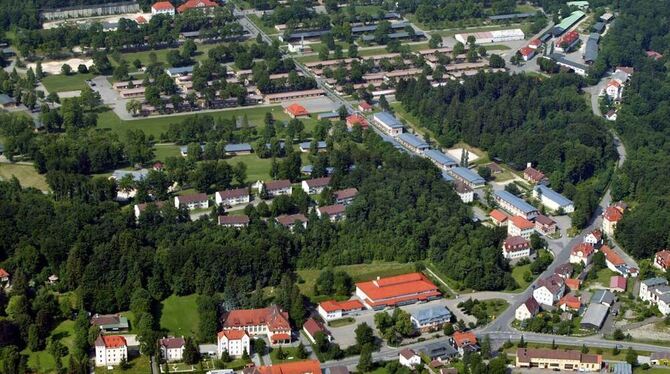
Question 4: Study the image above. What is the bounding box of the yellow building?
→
[515,348,602,371]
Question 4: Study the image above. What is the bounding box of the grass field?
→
[248,14,280,36]
[585,268,617,289]
[41,72,95,92]
[96,355,151,374]
[327,317,355,328]
[160,294,200,336]
[0,163,49,191]
[511,263,533,292]
[270,347,304,364]
[23,320,76,374]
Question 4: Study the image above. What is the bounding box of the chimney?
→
[526,162,532,168]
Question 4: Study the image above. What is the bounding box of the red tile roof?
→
[271,333,291,342]
[177,0,218,12]
[222,305,291,332]
[0,268,9,278]
[601,245,625,266]
[318,204,345,216]
[453,331,477,347]
[503,236,530,252]
[217,187,249,199]
[96,335,127,348]
[604,206,623,222]
[558,295,581,310]
[218,215,250,225]
[160,337,185,349]
[608,80,622,88]
[253,360,322,374]
[522,297,540,314]
[517,348,602,365]
[303,318,328,338]
[265,179,292,191]
[356,273,440,306]
[610,276,627,290]
[136,15,147,23]
[152,1,175,10]
[519,47,534,57]
[655,250,670,269]
[510,215,534,230]
[318,299,364,313]
[524,167,545,182]
[557,31,579,47]
[286,104,309,117]
[536,274,565,295]
[489,209,508,223]
[358,101,373,110]
[304,176,331,188]
[176,193,208,204]
[346,114,369,128]
[571,243,594,257]
[334,188,358,200]
[528,38,542,48]
[399,348,417,360]
[646,50,663,60]
[218,328,247,340]
[588,229,603,241]
[276,213,308,226]
[565,278,581,291]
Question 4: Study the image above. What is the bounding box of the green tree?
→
[355,323,375,347]
[184,337,200,364]
[357,344,374,372]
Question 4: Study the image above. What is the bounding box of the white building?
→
[502,236,531,260]
[317,204,346,221]
[372,112,404,136]
[515,297,540,321]
[174,193,209,210]
[606,80,622,100]
[508,216,535,240]
[95,335,128,367]
[160,337,185,362]
[151,1,175,15]
[639,278,669,302]
[217,329,250,358]
[215,188,250,207]
[569,243,595,266]
[454,181,474,203]
[455,29,524,44]
[302,177,331,195]
[533,275,565,306]
[317,300,365,321]
[399,348,422,368]
[533,185,575,213]
[260,179,292,197]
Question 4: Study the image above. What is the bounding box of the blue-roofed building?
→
[397,133,429,154]
[424,149,458,171]
[447,167,486,189]
[441,171,455,182]
[410,306,452,332]
[110,169,149,182]
[494,190,539,220]
[166,65,194,77]
[373,112,404,136]
[225,143,253,155]
[533,184,575,213]
[299,140,327,152]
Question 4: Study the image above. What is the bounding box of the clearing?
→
[160,294,200,337]
[23,320,76,374]
[41,73,95,93]
[0,163,49,191]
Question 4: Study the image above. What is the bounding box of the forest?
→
[395,72,617,227]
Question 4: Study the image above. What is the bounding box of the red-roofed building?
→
[524,166,547,184]
[646,50,664,60]
[221,305,291,346]
[285,103,310,118]
[136,15,147,24]
[160,337,185,362]
[508,216,535,239]
[654,250,670,271]
[243,360,322,374]
[502,236,531,260]
[519,47,536,61]
[317,204,346,221]
[334,188,358,205]
[556,31,580,52]
[602,206,623,236]
[346,114,369,129]
[558,295,581,311]
[355,273,441,309]
[95,335,128,367]
[489,209,509,227]
[606,79,623,100]
[565,278,581,291]
[451,331,478,355]
[0,268,10,284]
[528,38,542,49]
[151,1,175,15]
[610,276,627,292]
[570,243,595,265]
[584,229,603,248]
[358,101,373,112]
[177,0,218,13]
[318,300,365,321]
[303,318,331,344]
[535,214,557,235]
[217,329,250,357]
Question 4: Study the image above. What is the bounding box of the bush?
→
[77,64,88,74]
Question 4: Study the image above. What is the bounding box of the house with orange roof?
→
[523,166,547,184]
[653,250,670,272]
[451,331,479,355]
[221,305,292,345]
[217,329,250,357]
[0,268,10,286]
[565,278,581,291]
[502,236,531,260]
[152,1,175,15]
[177,0,218,13]
[528,38,542,49]
[243,360,322,374]
[508,216,535,240]
[135,15,147,24]
[303,318,331,344]
[601,245,638,277]
[570,243,595,265]
[606,79,623,100]
[354,273,440,309]
[285,103,310,118]
[602,206,623,236]
[558,295,581,311]
[489,209,508,227]
[346,114,369,129]
[519,47,535,61]
[95,335,128,367]
[584,229,603,248]
[318,299,365,321]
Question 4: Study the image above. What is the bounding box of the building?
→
[455,29,524,44]
[410,306,452,332]
[0,94,16,108]
[303,318,331,344]
[224,143,252,155]
[372,112,404,136]
[90,314,129,332]
[177,0,218,13]
[533,274,565,306]
[606,80,623,100]
[605,109,618,121]
[639,278,668,302]
[565,278,581,291]
[218,215,250,228]
[651,352,670,366]
[453,181,474,203]
[554,263,574,279]
[217,329,250,358]
[502,236,531,260]
[284,104,309,118]
[515,348,602,371]
[418,342,459,362]
[264,89,325,104]
[160,337,185,362]
[552,10,586,36]
[215,188,250,207]
[534,214,557,235]
[276,214,308,230]
[355,272,440,309]
[548,53,589,76]
[397,133,429,154]
[489,209,509,226]
[558,295,581,311]
[302,176,331,195]
[591,289,616,307]
[134,201,166,219]
[260,180,292,197]
[346,114,369,129]
[166,65,194,78]
[570,243,594,265]
[583,33,600,64]
[451,331,479,355]
[299,141,327,153]
[519,47,535,61]
[317,204,346,221]
[601,245,638,277]
[324,366,349,374]
[494,190,539,220]
[399,348,422,368]
[610,276,627,292]
[151,1,175,15]
[95,335,128,367]
[555,31,580,53]
[334,188,358,205]
[646,50,664,60]
[654,250,670,271]
[524,166,547,184]
[584,229,603,247]
[533,185,575,213]
[221,305,291,346]
[515,297,540,321]
[580,303,609,330]
[602,206,623,236]
[447,167,485,189]
[175,193,209,210]
[317,300,365,321]
[358,101,373,112]
[424,149,458,171]
[508,216,535,240]
[243,360,322,374]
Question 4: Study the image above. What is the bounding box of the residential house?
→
[243,360,322,374]
[533,274,565,306]
[508,216,535,240]
[584,229,603,248]
[218,215,250,228]
[215,188,250,207]
[334,188,358,205]
[639,278,669,302]
[160,337,185,362]
[565,278,581,291]
[0,268,10,286]
[646,50,664,60]
[302,177,331,195]
[109,169,149,200]
[524,166,547,184]
[554,263,573,279]
[151,1,175,15]
[601,245,638,278]
[659,295,670,316]
[580,303,609,330]
[217,329,250,358]
[317,204,346,221]
[605,110,617,121]
[606,80,623,100]
[355,273,440,309]
[515,348,602,371]
[397,133,429,154]
[447,167,486,189]
[515,297,540,321]
[410,306,452,332]
[570,243,595,265]
[494,190,539,220]
[302,318,331,344]
[610,276,627,292]
[276,214,308,231]
[533,185,575,213]
[224,143,253,155]
[654,250,670,272]
[176,0,218,13]
[534,214,557,235]
[528,38,542,49]
[372,111,404,136]
[284,104,310,118]
[451,331,479,355]
[591,289,616,307]
[358,101,373,112]
[317,300,365,321]
[558,295,581,311]
[555,31,580,52]
[489,209,509,226]
[95,335,128,367]
[399,348,422,369]
[90,314,129,332]
[299,141,327,153]
[174,193,209,210]
[346,114,369,129]
[453,181,474,203]
[260,179,292,197]
[418,342,459,363]
[220,305,292,346]
[502,236,531,260]
[519,47,535,61]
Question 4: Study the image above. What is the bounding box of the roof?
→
[176,193,208,204]
[611,363,632,374]
[318,111,340,120]
[646,50,664,60]
[557,31,579,46]
[222,305,290,332]
[90,314,128,328]
[554,263,574,277]
[299,141,327,150]
[581,303,609,328]
[554,10,586,33]
[509,216,534,230]
[346,114,368,127]
[490,209,509,223]
[411,305,452,324]
[218,329,247,340]
[304,177,331,188]
[324,366,349,374]
[265,179,291,191]
[604,206,623,222]
[488,12,535,21]
[558,295,581,310]
[424,149,458,167]
[355,272,439,303]
[565,278,581,290]
[318,204,345,216]
[516,348,601,364]
[224,143,252,152]
[111,169,149,182]
[453,181,473,194]
[519,47,534,57]
[494,190,538,214]
[452,331,477,347]
[450,167,485,185]
[136,15,147,23]
[286,104,309,117]
[535,185,574,207]
[166,66,194,76]
[218,215,250,225]
[549,53,589,72]
[524,167,546,182]
[152,1,174,10]
[535,214,556,226]
[656,250,670,266]
[610,275,627,290]
[250,360,322,374]
[521,297,540,314]
[0,268,9,277]
[177,0,218,12]
[334,188,358,201]
[303,318,329,338]
[591,289,615,305]
[398,133,429,149]
[373,112,404,129]
[571,243,594,257]
[399,348,417,360]
[160,337,185,349]
[642,277,668,287]
[95,335,127,348]
[503,236,530,252]
[217,187,249,200]
[601,245,625,266]
[528,38,542,47]
[536,274,565,295]
[319,299,364,313]
[276,214,308,226]
[359,101,373,110]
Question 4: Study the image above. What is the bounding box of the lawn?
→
[270,347,305,364]
[154,143,182,161]
[225,154,274,182]
[160,294,200,336]
[96,355,151,374]
[327,317,355,328]
[23,320,76,374]
[584,268,617,289]
[118,44,219,70]
[0,163,49,191]
[248,14,280,36]
[511,263,533,292]
[41,72,95,92]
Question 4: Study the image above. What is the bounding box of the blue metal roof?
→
[166,66,194,75]
[111,169,149,181]
[494,190,537,214]
[425,149,457,167]
[441,171,455,182]
[397,133,428,149]
[299,141,327,149]
[373,112,404,129]
[317,111,339,119]
[411,306,452,325]
[225,143,252,152]
[450,167,485,185]
[535,184,574,208]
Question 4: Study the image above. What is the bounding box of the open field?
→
[96,355,151,374]
[23,320,76,374]
[270,346,305,363]
[0,163,49,191]
[511,263,533,292]
[42,72,95,92]
[160,294,200,336]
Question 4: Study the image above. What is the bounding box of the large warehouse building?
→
[355,273,441,309]
[455,29,525,44]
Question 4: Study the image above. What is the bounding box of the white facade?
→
[174,196,209,210]
[152,5,175,15]
[639,279,669,302]
[161,345,184,362]
[318,305,343,321]
[659,296,670,316]
[533,286,560,306]
[508,222,534,240]
[458,190,474,203]
[399,351,422,368]
[302,181,328,195]
[606,81,622,100]
[217,331,251,358]
[503,246,531,260]
[95,338,128,367]
[215,191,250,206]
[515,304,534,321]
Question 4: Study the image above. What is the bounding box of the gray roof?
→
[361,31,423,42]
[179,144,205,154]
[441,172,455,182]
[224,143,252,152]
[642,277,668,287]
[317,111,339,119]
[301,165,334,175]
[411,305,452,325]
[449,167,485,185]
[111,169,149,181]
[535,184,574,208]
[373,111,404,129]
[166,65,194,76]
[283,30,330,40]
[352,21,409,34]
[584,38,598,62]
[0,94,16,105]
[488,12,535,21]
[611,363,632,374]
[592,22,605,33]
[418,342,458,359]
[580,303,609,329]
[397,133,428,150]
[494,190,538,214]
[424,149,458,167]
[612,70,630,83]
[299,141,327,149]
[549,53,588,72]
[591,289,615,305]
